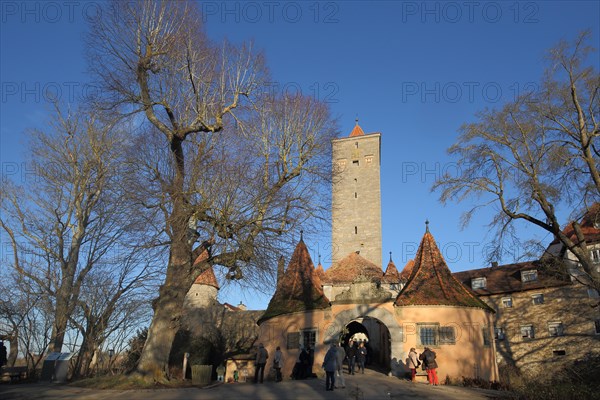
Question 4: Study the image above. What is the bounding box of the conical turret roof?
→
[349,122,365,137]
[192,249,219,289]
[258,239,330,324]
[394,229,492,310]
[382,258,401,283]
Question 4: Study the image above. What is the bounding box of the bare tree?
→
[0,105,147,358]
[433,31,600,298]
[88,0,338,381]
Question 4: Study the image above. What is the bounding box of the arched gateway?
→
[324,306,403,376]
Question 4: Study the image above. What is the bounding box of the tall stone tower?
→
[331,120,382,267]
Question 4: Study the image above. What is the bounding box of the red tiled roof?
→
[382,260,401,283]
[193,263,220,289]
[323,252,383,284]
[394,230,492,310]
[399,259,415,281]
[223,302,241,311]
[315,263,326,281]
[258,240,330,324]
[349,123,365,137]
[453,261,571,296]
[550,203,600,245]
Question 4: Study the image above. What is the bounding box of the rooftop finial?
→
[300,230,304,242]
[318,253,321,264]
[355,115,359,125]
[425,219,430,232]
[389,251,393,262]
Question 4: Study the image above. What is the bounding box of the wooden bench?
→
[1,366,28,383]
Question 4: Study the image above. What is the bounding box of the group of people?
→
[256,340,441,390]
[408,347,439,385]
[321,339,368,391]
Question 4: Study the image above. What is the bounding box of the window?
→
[439,326,456,345]
[501,297,513,308]
[287,332,300,349]
[471,277,487,290]
[355,141,359,148]
[353,160,359,166]
[591,249,600,264]
[521,270,538,282]
[418,323,439,347]
[532,293,544,305]
[482,327,491,346]
[553,350,566,356]
[594,320,600,335]
[548,322,564,337]
[301,328,317,350]
[354,226,358,234]
[354,192,357,198]
[521,324,535,339]
[494,327,505,340]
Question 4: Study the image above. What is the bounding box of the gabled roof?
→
[550,203,600,245]
[322,251,383,284]
[382,259,401,283]
[453,261,571,296]
[349,123,365,137]
[394,229,492,311]
[258,240,330,324]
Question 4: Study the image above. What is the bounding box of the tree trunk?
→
[135,137,194,381]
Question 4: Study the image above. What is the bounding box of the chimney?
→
[491,261,499,268]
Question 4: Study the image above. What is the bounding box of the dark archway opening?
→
[341,318,391,373]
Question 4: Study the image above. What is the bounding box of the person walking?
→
[407,347,420,382]
[335,342,346,388]
[322,342,337,391]
[357,342,367,374]
[254,343,269,383]
[273,346,283,382]
[420,347,439,385]
[346,340,357,374]
[0,341,7,367]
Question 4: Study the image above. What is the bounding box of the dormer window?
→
[521,270,538,283]
[471,277,486,290]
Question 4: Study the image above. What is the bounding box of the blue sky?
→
[1,1,599,310]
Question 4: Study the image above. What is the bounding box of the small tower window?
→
[354,192,357,198]
[353,160,359,166]
[355,142,359,148]
[354,226,358,234]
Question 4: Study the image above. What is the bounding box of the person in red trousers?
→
[419,347,439,385]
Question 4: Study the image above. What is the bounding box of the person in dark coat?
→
[345,340,357,374]
[356,342,367,374]
[419,347,439,385]
[292,346,308,379]
[0,341,7,367]
[322,343,337,391]
[254,343,269,383]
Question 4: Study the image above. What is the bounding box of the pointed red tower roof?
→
[194,267,220,290]
[258,238,330,324]
[315,262,326,281]
[323,251,383,284]
[382,255,401,283]
[191,248,219,289]
[399,259,415,281]
[395,225,492,310]
[349,119,365,137]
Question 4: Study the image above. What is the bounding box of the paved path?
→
[0,369,511,400]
